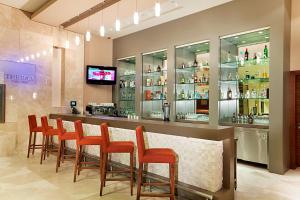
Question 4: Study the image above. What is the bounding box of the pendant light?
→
[115,2,121,32]
[99,3,105,37]
[155,1,161,17]
[133,0,139,25]
[86,17,91,42]
[65,30,70,49]
[75,35,80,46]
[75,16,81,46]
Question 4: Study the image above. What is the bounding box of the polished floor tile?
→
[0,151,299,200]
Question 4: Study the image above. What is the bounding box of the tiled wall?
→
[0,4,84,149]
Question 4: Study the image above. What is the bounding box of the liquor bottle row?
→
[178,59,209,69]
[222,86,269,100]
[178,73,209,84]
[177,89,209,100]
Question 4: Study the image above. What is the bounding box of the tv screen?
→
[86,66,117,85]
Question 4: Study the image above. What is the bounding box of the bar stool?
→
[40,116,59,165]
[73,120,102,182]
[100,123,134,196]
[27,115,44,158]
[56,118,76,173]
[135,126,176,200]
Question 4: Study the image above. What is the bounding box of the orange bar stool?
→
[73,120,102,182]
[56,118,76,173]
[27,115,44,158]
[100,123,134,196]
[135,126,176,200]
[40,116,59,165]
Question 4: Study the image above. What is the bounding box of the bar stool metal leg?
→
[32,132,37,155]
[27,131,33,158]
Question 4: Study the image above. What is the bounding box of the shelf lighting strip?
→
[220,26,270,39]
[176,40,210,49]
[142,48,167,56]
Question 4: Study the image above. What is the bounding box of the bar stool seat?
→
[40,116,59,165]
[106,141,134,153]
[60,132,76,140]
[100,123,134,196]
[142,148,176,164]
[56,118,77,173]
[136,126,176,200]
[77,136,102,145]
[27,115,45,158]
[73,120,103,182]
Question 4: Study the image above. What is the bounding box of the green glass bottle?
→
[264,45,268,58]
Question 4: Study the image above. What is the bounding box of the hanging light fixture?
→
[133,0,139,25]
[99,2,105,37]
[155,1,161,17]
[75,16,81,46]
[86,17,91,41]
[65,31,70,49]
[115,2,121,31]
[75,35,80,46]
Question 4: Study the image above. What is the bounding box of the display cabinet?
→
[117,56,136,117]
[175,41,210,122]
[142,50,167,119]
[219,28,270,126]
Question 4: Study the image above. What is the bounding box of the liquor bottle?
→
[194,73,198,83]
[245,48,249,61]
[227,87,232,100]
[232,112,237,123]
[193,59,198,67]
[251,89,257,98]
[181,63,185,69]
[157,65,161,72]
[148,65,151,73]
[227,51,231,62]
[181,89,185,99]
[264,45,269,58]
[180,75,185,84]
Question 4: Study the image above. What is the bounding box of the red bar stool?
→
[27,115,44,158]
[73,120,102,182]
[100,123,134,196]
[135,126,176,200]
[40,116,59,165]
[56,118,76,173]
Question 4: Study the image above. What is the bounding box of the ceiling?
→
[0,0,49,12]
[0,0,232,39]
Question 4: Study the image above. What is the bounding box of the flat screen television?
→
[86,65,117,85]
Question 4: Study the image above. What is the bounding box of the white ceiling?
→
[0,0,232,39]
[0,0,49,12]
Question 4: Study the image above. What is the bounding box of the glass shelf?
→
[175,41,210,122]
[142,49,168,120]
[176,98,209,101]
[220,78,269,82]
[117,57,136,117]
[143,84,167,88]
[120,73,136,77]
[219,28,270,126]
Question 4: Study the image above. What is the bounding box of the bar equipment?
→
[162,102,171,121]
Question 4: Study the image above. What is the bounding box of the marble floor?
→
[0,151,299,200]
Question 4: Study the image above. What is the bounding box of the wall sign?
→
[0,60,36,84]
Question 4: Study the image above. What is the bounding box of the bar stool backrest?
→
[28,115,37,132]
[74,120,84,141]
[136,126,146,163]
[56,118,65,137]
[100,123,110,151]
[41,116,50,134]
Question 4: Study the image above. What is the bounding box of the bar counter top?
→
[50,113,234,141]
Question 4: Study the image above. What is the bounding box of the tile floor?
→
[0,151,299,200]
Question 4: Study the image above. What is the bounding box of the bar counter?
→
[50,113,235,200]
